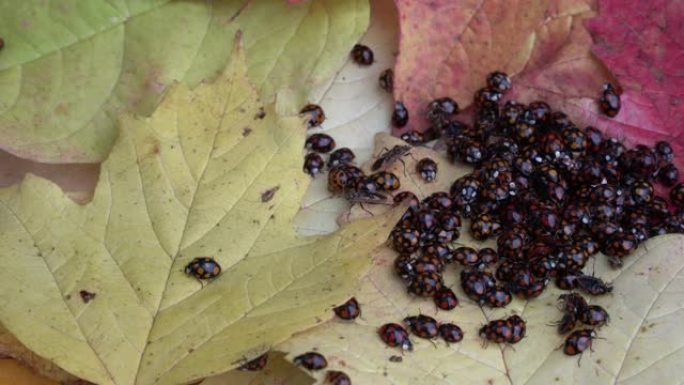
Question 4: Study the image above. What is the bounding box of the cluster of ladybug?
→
[377,70,684,359]
[555,293,608,358]
[377,314,464,351]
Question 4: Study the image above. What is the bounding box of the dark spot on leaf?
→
[79,290,96,303]
[65,294,71,300]
[270,214,275,219]
[254,108,266,120]
[261,186,280,202]
[243,127,252,137]
[188,348,194,353]
[389,355,403,363]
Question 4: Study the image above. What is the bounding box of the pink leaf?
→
[391,0,683,164]
[585,0,684,155]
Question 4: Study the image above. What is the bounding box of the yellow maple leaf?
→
[0,41,403,385]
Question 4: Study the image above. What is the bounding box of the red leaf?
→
[393,0,554,133]
[585,0,684,158]
[391,0,684,171]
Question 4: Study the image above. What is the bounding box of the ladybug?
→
[433,287,459,310]
[423,192,454,211]
[408,272,444,297]
[583,126,603,151]
[474,87,502,108]
[427,97,459,127]
[517,278,548,299]
[558,293,588,315]
[496,229,527,259]
[557,245,589,271]
[390,227,421,254]
[392,101,409,128]
[239,353,268,371]
[293,352,328,370]
[400,130,425,146]
[526,101,551,125]
[453,246,480,266]
[394,191,420,211]
[655,140,674,162]
[501,101,525,131]
[486,71,511,92]
[438,323,464,343]
[599,83,621,117]
[540,131,565,158]
[333,297,360,320]
[370,171,401,191]
[575,274,613,296]
[576,235,599,256]
[557,313,578,334]
[508,315,527,343]
[326,371,351,385]
[670,183,684,207]
[413,253,444,274]
[351,44,374,65]
[378,323,413,351]
[379,68,394,93]
[555,270,580,290]
[631,181,654,204]
[602,233,638,264]
[327,148,356,169]
[303,153,325,176]
[423,243,454,264]
[657,163,679,186]
[394,254,415,280]
[561,127,588,156]
[437,211,461,231]
[417,158,438,182]
[300,104,326,128]
[578,305,609,327]
[479,315,525,344]
[563,329,598,356]
[454,139,487,164]
[512,120,537,145]
[460,270,496,303]
[529,256,558,279]
[306,133,336,153]
[328,165,363,193]
[470,213,502,240]
[477,248,499,268]
[184,257,221,280]
[404,314,439,339]
[484,287,512,308]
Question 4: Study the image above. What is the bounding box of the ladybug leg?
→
[359,203,374,217]
[398,157,408,177]
[502,343,517,353]
[576,353,584,367]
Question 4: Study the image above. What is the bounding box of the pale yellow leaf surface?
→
[200,352,314,385]
[0,43,404,385]
[274,134,684,385]
[289,0,399,237]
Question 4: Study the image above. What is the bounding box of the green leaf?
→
[0,0,369,163]
[0,41,400,385]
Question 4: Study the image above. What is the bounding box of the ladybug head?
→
[401,339,413,352]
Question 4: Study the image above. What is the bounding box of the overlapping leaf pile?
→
[0,0,368,162]
[2,0,684,384]
[0,43,403,385]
